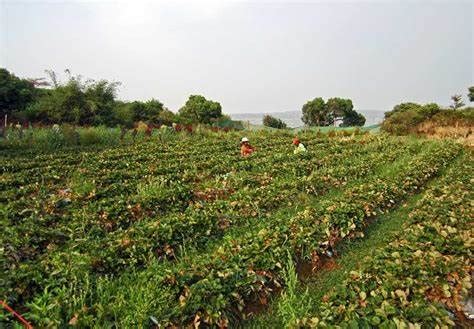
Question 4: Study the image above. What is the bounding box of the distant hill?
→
[230,110,386,128]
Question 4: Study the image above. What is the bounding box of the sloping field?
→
[0,131,469,327]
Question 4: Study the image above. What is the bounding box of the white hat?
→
[241,137,249,143]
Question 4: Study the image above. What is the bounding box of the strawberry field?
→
[1,130,470,327]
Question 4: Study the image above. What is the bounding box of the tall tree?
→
[0,68,38,118]
[450,94,465,110]
[301,97,330,126]
[327,98,355,125]
[468,86,474,102]
[178,95,222,124]
[302,97,365,127]
[31,70,121,125]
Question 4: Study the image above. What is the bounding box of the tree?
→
[113,101,135,128]
[326,98,365,126]
[157,108,177,126]
[263,115,287,129]
[178,95,222,124]
[468,86,474,102]
[341,111,366,127]
[84,79,121,125]
[301,97,330,126]
[131,99,164,123]
[327,98,349,122]
[302,97,365,127]
[450,94,465,110]
[32,70,121,125]
[0,68,38,118]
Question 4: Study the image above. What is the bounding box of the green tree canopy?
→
[113,99,166,127]
[381,102,442,135]
[301,97,330,126]
[84,79,121,125]
[30,72,121,125]
[450,94,465,110]
[0,68,38,118]
[263,114,287,129]
[178,95,222,124]
[302,97,365,127]
[326,97,365,127]
[326,97,352,118]
[341,111,366,127]
[468,86,474,102]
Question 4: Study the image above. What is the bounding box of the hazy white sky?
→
[1,0,473,113]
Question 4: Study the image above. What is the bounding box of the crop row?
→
[0,136,358,294]
[2,136,398,307]
[296,152,473,327]
[63,137,418,271]
[18,140,461,326]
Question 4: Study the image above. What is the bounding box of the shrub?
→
[382,102,442,135]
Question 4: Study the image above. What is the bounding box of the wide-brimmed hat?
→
[241,137,249,143]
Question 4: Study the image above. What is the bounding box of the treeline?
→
[0,68,241,129]
[381,88,474,136]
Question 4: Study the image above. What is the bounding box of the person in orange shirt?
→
[240,137,255,157]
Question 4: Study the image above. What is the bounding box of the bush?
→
[263,115,287,129]
[381,102,442,135]
[428,109,474,126]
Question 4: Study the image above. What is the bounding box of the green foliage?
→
[450,94,465,110]
[0,68,38,118]
[113,102,135,128]
[130,99,164,123]
[326,97,351,118]
[341,111,365,127]
[276,253,313,328]
[29,72,120,125]
[302,97,365,127]
[263,114,287,129]
[1,68,171,127]
[294,155,472,327]
[157,109,178,126]
[429,108,474,126]
[381,102,441,135]
[469,86,474,102]
[301,97,330,126]
[178,95,222,124]
[1,132,463,327]
[112,99,165,127]
[85,80,121,125]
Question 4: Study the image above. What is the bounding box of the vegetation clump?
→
[263,114,287,129]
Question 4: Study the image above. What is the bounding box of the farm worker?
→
[240,137,255,157]
[293,137,307,154]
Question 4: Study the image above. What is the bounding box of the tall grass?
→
[276,253,313,328]
[0,125,180,151]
